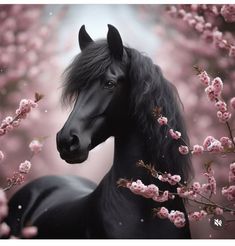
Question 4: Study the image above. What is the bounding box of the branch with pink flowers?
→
[167,5,235,58]
[0,92,44,238]
[153,66,235,157]
[117,65,235,229]
[117,160,235,228]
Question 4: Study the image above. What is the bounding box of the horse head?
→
[56,25,129,164]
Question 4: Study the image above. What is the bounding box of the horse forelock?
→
[61,40,112,106]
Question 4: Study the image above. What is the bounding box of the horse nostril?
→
[70,134,80,152]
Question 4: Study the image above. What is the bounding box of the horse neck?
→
[112,126,150,181]
[98,124,154,197]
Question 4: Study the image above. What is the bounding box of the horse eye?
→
[104,80,117,90]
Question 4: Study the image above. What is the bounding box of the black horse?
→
[5,25,193,239]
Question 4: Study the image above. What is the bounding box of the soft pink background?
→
[0,4,234,239]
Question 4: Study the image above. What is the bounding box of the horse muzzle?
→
[56,131,91,164]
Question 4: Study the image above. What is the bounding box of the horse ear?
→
[107,24,123,60]
[78,25,93,51]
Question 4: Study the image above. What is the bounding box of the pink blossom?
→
[158,173,181,186]
[188,212,201,221]
[203,136,215,149]
[158,174,168,183]
[212,77,223,92]
[222,185,235,201]
[153,190,169,202]
[198,71,210,86]
[126,180,174,202]
[29,139,43,154]
[215,100,227,112]
[191,144,204,155]
[12,120,20,128]
[217,110,232,123]
[221,5,235,23]
[192,182,201,193]
[178,145,189,155]
[21,226,38,238]
[168,210,186,228]
[205,85,217,101]
[157,116,168,125]
[0,151,4,162]
[215,207,223,215]
[7,172,25,187]
[203,136,223,152]
[195,22,204,32]
[230,163,235,173]
[143,184,159,198]
[173,216,186,228]
[156,207,169,219]
[220,137,233,148]
[170,175,181,184]
[188,19,196,27]
[188,210,207,221]
[169,129,181,140]
[230,97,235,110]
[4,116,13,124]
[177,187,192,198]
[207,139,223,152]
[195,15,205,23]
[19,160,31,174]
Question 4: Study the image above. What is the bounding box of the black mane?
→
[126,47,193,182]
[62,41,193,183]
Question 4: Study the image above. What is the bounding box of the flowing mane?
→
[126,47,193,182]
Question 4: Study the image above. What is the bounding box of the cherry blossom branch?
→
[117,158,235,227]
[0,93,44,137]
[1,138,44,192]
[194,65,235,148]
[167,5,235,58]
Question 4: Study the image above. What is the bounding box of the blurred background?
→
[0,4,234,239]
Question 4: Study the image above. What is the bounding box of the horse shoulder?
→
[6,175,96,238]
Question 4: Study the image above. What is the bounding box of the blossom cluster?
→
[155,207,186,228]
[221,5,235,23]
[169,129,181,140]
[222,185,235,201]
[0,99,38,137]
[29,139,43,154]
[3,138,43,191]
[157,116,234,156]
[188,210,207,221]
[203,136,223,153]
[197,69,234,123]
[126,179,175,202]
[158,173,181,186]
[177,167,216,198]
[168,5,235,57]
